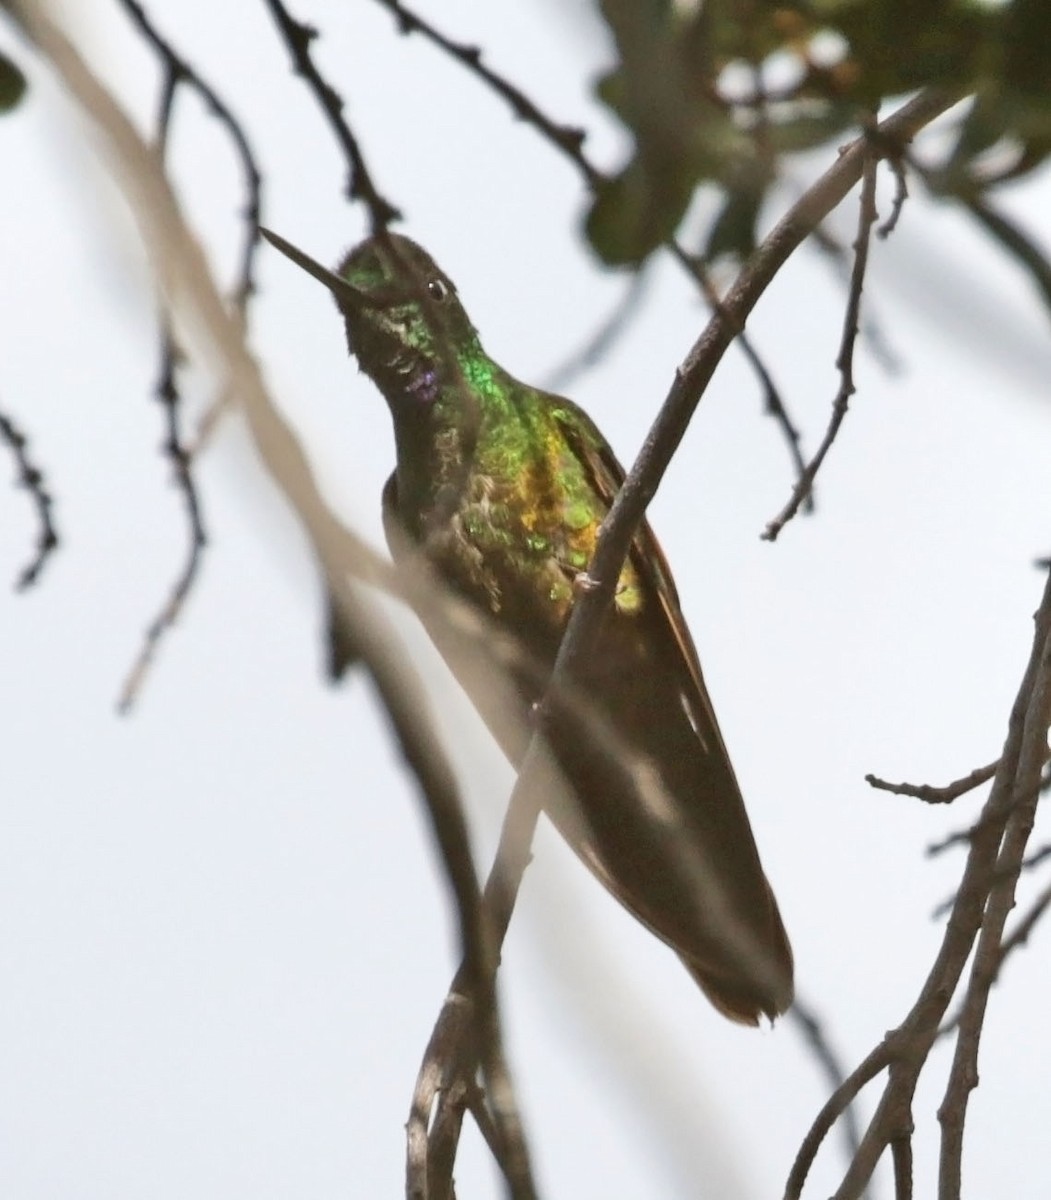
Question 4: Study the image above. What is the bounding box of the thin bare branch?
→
[891,1131,914,1200]
[0,400,58,589]
[866,760,999,805]
[937,607,1051,1198]
[785,1037,897,1199]
[787,565,1051,1200]
[262,0,400,230]
[370,0,600,188]
[118,0,263,307]
[762,144,880,542]
[115,0,265,710]
[116,333,208,714]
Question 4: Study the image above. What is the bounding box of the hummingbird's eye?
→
[426,278,450,302]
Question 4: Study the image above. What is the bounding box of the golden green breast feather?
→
[454,354,644,622]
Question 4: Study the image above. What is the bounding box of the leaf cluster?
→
[589,0,1051,263]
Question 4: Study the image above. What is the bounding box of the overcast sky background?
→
[3,2,1051,1198]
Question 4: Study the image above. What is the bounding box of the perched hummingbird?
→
[262,227,793,1023]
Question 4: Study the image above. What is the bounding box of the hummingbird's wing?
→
[549,401,794,1023]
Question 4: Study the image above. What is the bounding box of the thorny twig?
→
[0,401,58,589]
[262,0,400,229]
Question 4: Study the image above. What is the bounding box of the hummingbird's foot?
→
[572,571,601,595]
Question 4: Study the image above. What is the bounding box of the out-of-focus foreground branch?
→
[4,5,539,1198]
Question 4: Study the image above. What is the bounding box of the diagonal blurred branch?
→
[7,7,535,1197]
[542,267,650,394]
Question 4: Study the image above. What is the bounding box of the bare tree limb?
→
[866,760,999,805]
[786,565,1051,1200]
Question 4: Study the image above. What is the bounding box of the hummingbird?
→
[261,226,793,1024]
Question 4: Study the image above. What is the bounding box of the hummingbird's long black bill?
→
[260,227,375,310]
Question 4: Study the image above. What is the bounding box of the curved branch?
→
[0,400,58,589]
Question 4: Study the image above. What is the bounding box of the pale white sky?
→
[2,3,1051,1198]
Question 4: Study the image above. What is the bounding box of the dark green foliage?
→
[0,49,26,113]
[589,0,1051,265]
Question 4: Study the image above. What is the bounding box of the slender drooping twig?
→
[670,243,809,508]
[115,0,263,711]
[762,144,881,541]
[0,400,58,589]
[261,0,400,230]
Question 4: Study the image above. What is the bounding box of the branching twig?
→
[866,760,999,805]
[786,565,1051,1200]
[262,0,399,229]
[0,401,58,589]
[119,0,262,308]
[936,607,1051,1197]
[370,0,600,188]
[116,0,264,710]
[408,88,960,1200]
[762,144,881,542]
